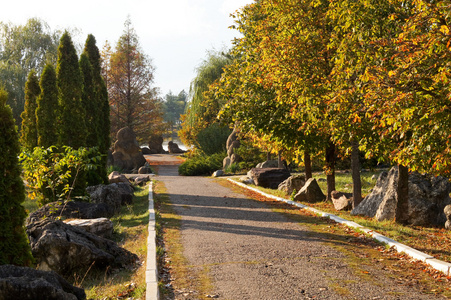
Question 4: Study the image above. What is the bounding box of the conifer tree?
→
[20,70,40,150]
[0,87,33,266]
[83,34,110,154]
[36,64,58,148]
[56,31,86,148]
[79,52,98,147]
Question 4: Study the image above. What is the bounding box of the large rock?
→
[351,166,451,226]
[111,182,134,205]
[86,184,123,216]
[331,191,353,211]
[112,127,146,173]
[278,174,306,195]
[168,141,185,154]
[27,219,138,276]
[0,265,86,300]
[256,160,279,169]
[223,129,240,169]
[293,178,326,203]
[64,218,114,238]
[249,168,291,189]
[27,201,112,226]
[148,134,164,154]
[108,171,130,184]
[445,205,451,229]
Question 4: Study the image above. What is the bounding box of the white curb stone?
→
[146,181,159,300]
[227,178,451,276]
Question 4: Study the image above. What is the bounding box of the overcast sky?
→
[0,0,253,98]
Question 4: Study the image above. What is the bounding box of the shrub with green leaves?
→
[178,152,225,176]
[196,123,231,155]
[20,146,103,206]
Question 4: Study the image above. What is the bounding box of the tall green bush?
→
[0,87,33,266]
[20,70,40,150]
[196,123,231,155]
[56,31,86,148]
[36,64,58,148]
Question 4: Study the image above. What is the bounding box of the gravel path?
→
[155,159,446,300]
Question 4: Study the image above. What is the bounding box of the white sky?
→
[0,0,253,97]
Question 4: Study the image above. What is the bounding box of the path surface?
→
[151,155,445,300]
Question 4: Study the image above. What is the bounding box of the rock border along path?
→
[228,178,451,277]
[146,181,159,300]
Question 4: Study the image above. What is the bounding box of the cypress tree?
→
[79,53,98,147]
[0,87,34,266]
[83,34,110,155]
[36,64,59,148]
[56,31,86,148]
[20,70,41,151]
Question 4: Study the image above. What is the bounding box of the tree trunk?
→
[304,151,312,180]
[325,141,336,201]
[351,140,362,209]
[395,164,409,225]
[278,151,283,168]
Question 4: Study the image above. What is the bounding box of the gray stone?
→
[64,218,113,238]
[294,178,326,203]
[256,160,278,169]
[223,129,241,170]
[278,174,306,195]
[111,182,134,205]
[352,166,451,226]
[86,184,123,216]
[213,170,224,177]
[134,176,150,186]
[223,157,231,169]
[444,205,451,229]
[331,191,353,211]
[141,147,152,155]
[26,201,112,226]
[239,176,254,185]
[148,135,164,154]
[112,127,146,172]
[249,168,291,189]
[168,141,185,154]
[27,219,138,276]
[0,265,86,300]
[108,171,130,184]
[138,163,153,174]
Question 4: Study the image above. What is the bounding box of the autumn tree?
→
[0,18,60,126]
[104,18,163,143]
[20,70,40,151]
[0,87,33,266]
[36,64,58,148]
[56,31,86,148]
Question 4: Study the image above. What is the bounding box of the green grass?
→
[82,185,150,299]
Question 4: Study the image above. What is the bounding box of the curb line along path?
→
[150,156,447,299]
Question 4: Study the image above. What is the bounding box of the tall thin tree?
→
[36,64,58,148]
[20,69,40,150]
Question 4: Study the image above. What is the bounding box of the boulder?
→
[293,178,326,203]
[223,157,231,169]
[138,163,153,174]
[148,135,164,154]
[64,218,114,238]
[134,176,150,186]
[256,160,279,169]
[249,168,291,189]
[278,174,306,195]
[86,184,123,216]
[27,219,138,276]
[111,182,134,205]
[140,147,152,155]
[112,127,146,172]
[27,201,112,226]
[239,176,254,185]
[0,265,86,300]
[445,205,451,229]
[351,166,451,226]
[168,141,185,154]
[331,191,353,211]
[212,170,224,177]
[108,171,130,184]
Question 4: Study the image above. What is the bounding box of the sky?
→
[0,0,253,98]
